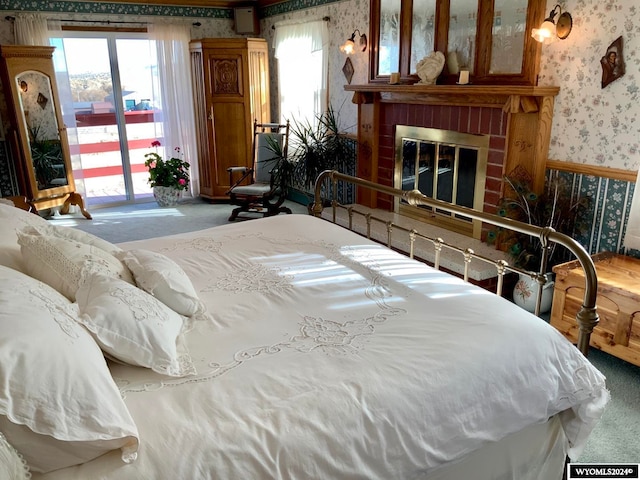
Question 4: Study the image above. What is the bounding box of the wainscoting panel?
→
[547,168,637,258]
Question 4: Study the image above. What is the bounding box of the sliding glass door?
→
[51,32,160,206]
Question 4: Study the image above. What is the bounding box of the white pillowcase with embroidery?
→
[0,265,139,474]
[0,203,50,273]
[117,249,205,317]
[0,431,30,480]
[75,270,196,377]
[16,226,133,301]
[26,222,122,256]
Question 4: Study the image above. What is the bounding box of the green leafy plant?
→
[287,105,357,190]
[28,123,63,189]
[486,174,591,271]
[262,133,296,194]
[144,141,190,191]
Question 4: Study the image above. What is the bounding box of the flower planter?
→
[153,186,183,207]
[513,272,554,314]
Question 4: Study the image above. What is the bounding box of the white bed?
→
[0,201,608,480]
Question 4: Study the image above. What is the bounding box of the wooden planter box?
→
[550,252,640,366]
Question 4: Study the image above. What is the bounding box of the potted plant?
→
[28,123,64,190]
[285,105,358,204]
[486,171,591,313]
[144,141,190,207]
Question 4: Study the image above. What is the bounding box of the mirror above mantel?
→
[370,0,547,85]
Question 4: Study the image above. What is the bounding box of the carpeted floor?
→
[47,197,309,244]
[49,197,640,465]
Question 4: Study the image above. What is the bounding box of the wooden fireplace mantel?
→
[345,84,560,208]
[344,84,559,111]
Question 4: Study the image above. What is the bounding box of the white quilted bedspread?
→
[35,214,609,480]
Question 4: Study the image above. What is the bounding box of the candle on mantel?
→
[458,70,469,85]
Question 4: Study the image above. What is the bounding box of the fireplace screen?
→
[395,126,489,238]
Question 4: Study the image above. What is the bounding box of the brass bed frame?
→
[311,170,599,357]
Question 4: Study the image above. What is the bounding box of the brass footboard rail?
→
[311,170,599,357]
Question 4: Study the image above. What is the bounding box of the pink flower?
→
[179,179,186,186]
[151,140,161,147]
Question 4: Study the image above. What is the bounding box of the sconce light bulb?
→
[340,39,356,55]
[531,20,557,44]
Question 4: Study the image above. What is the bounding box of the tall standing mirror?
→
[17,71,69,191]
[0,45,90,218]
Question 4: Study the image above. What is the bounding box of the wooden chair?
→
[226,121,292,221]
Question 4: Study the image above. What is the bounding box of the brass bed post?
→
[312,170,600,357]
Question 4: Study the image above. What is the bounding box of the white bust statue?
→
[415,51,446,85]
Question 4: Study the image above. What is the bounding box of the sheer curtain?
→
[148,22,200,197]
[13,13,49,46]
[274,20,329,127]
[623,169,640,251]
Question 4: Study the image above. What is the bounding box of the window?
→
[274,20,329,128]
[51,32,161,206]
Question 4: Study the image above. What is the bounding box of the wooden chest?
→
[550,252,640,366]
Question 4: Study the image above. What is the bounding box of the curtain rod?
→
[4,16,201,27]
[272,16,329,30]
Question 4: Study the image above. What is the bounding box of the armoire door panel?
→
[210,102,248,197]
[208,55,244,97]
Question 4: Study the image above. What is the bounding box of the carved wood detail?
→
[213,59,241,95]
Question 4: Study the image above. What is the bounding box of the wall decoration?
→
[600,36,625,89]
[36,93,48,109]
[342,57,354,85]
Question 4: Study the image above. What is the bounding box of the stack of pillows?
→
[0,202,205,474]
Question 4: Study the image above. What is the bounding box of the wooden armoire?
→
[190,38,270,199]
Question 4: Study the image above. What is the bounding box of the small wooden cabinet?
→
[190,38,270,199]
[551,252,640,366]
[0,45,90,218]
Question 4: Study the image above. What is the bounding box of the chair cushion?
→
[230,184,272,196]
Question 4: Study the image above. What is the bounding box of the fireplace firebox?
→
[395,126,489,238]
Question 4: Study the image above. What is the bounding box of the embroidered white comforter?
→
[35,214,608,479]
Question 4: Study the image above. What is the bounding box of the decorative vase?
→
[513,273,555,314]
[153,186,182,207]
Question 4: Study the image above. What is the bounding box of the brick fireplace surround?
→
[344,84,560,217]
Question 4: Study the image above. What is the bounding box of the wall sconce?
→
[19,80,28,93]
[340,29,367,54]
[531,4,572,44]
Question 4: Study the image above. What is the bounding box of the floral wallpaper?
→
[538,0,640,171]
[0,142,16,196]
[0,1,231,19]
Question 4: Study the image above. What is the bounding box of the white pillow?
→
[0,203,50,273]
[117,249,204,316]
[26,222,122,255]
[0,432,30,480]
[76,271,196,377]
[0,265,139,473]
[17,226,134,301]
